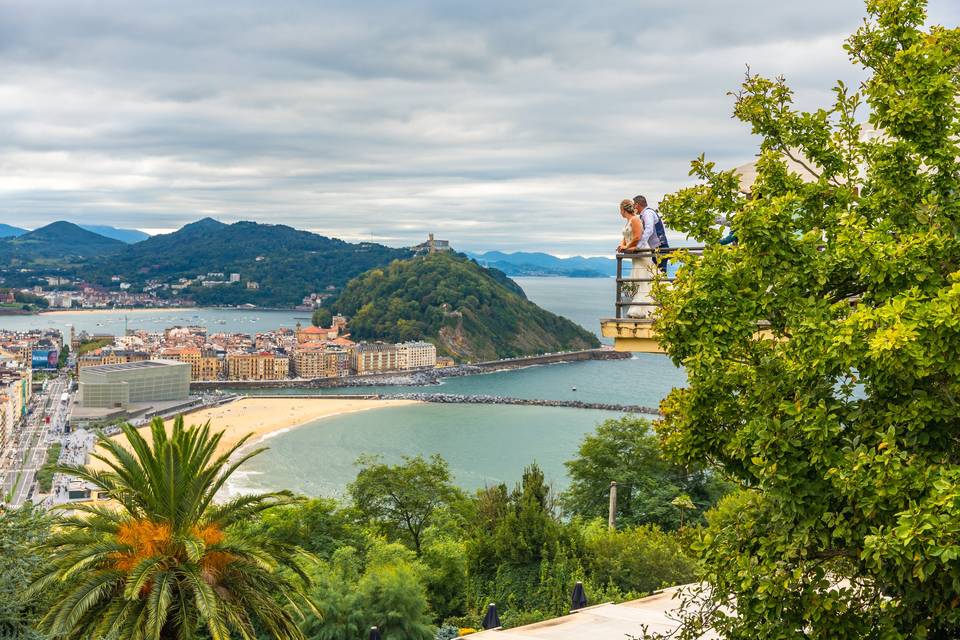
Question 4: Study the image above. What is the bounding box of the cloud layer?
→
[1,1,956,254]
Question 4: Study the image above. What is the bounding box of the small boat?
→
[571,386,577,391]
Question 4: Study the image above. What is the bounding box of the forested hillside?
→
[84,218,412,306]
[330,252,600,360]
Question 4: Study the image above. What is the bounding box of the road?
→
[0,374,71,507]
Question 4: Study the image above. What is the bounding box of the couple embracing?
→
[617,195,669,319]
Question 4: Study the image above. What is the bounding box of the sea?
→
[0,277,685,496]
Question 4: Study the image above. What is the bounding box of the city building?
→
[78,360,191,409]
[158,347,225,381]
[396,341,437,370]
[352,342,399,374]
[76,349,149,372]
[0,366,32,449]
[292,344,326,378]
[324,347,352,377]
[226,352,291,380]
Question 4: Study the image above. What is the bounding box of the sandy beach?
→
[39,307,196,316]
[91,396,419,468]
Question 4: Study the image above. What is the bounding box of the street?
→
[0,374,72,508]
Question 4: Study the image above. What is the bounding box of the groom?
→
[633,195,669,272]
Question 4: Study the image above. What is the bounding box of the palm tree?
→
[31,416,316,640]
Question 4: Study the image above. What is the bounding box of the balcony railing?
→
[613,246,704,319]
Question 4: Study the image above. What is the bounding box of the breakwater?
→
[235,392,659,415]
[191,348,631,391]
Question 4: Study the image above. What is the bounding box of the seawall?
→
[231,392,660,416]
[190,348,631,391]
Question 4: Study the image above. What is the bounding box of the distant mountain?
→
[79,225,150,244]
[84,218,412,306]
[467,251,615,278]
[0,224,27,238]
[330,252,600,360]
[0,221,125,264]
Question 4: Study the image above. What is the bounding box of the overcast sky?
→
[1,1,957,255]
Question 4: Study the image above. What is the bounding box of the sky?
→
[1,1,957,256]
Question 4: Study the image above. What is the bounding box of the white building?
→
[396,341,437,370]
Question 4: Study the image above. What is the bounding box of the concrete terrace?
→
[469,586,717,639]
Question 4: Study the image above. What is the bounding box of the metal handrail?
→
[614,246,705,319]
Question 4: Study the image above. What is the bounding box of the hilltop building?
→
[412,233,451,255]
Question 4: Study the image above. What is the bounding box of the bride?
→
[617,199,655,318]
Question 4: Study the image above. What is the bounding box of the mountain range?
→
[0,223,148,243]
[0,221,126,264]
[466,251,615,278]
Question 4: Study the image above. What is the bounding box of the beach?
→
[91,396,419,468]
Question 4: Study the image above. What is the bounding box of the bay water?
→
[1,277,685,495]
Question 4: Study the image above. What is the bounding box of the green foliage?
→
[650,2,960,637]
[349,454,463,555]
[562,416,728,530]
[580,520,696,596]
[77,337,113,355]
[310,307,332,328]
[32,416,315,640]
[232,497,363,559]
[302,541,435,640]
[0,505,52,639]
[35,443,61,494]
[13,290,49,309]
[330,252,600,360]
[420,539,469,621]
[57,345,69,369]
[464,465,584,617]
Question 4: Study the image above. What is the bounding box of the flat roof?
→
[81,359,188,374]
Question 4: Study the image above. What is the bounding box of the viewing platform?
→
[600,247,703,353]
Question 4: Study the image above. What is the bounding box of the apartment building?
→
[0,366,32,449]
[396,341,437,370]
[158,347,224,381]
[226,352,291,380]
[292,344,326,378]
[352,343,399,374]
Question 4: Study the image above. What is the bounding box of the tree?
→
[650,1,960,636]
[311,308,332,328]
[232,497,362,559]
[302,543,435,640]
[349,454,462,555]
[31,417,315,640]
[563,416,727,530]
[0,505,52,639]
[580,521,695,597]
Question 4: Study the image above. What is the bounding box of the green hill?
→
[0,221,125,265]
[329,252,601,360]
[84,218,412,306]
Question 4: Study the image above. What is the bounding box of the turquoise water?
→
[232,278,682,496]
[231,404,623,498]
[239,355,683,408]
[3,277,685,495]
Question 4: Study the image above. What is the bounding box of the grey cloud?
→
[0,1,957,255]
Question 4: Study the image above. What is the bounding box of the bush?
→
[581,520,696,595]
